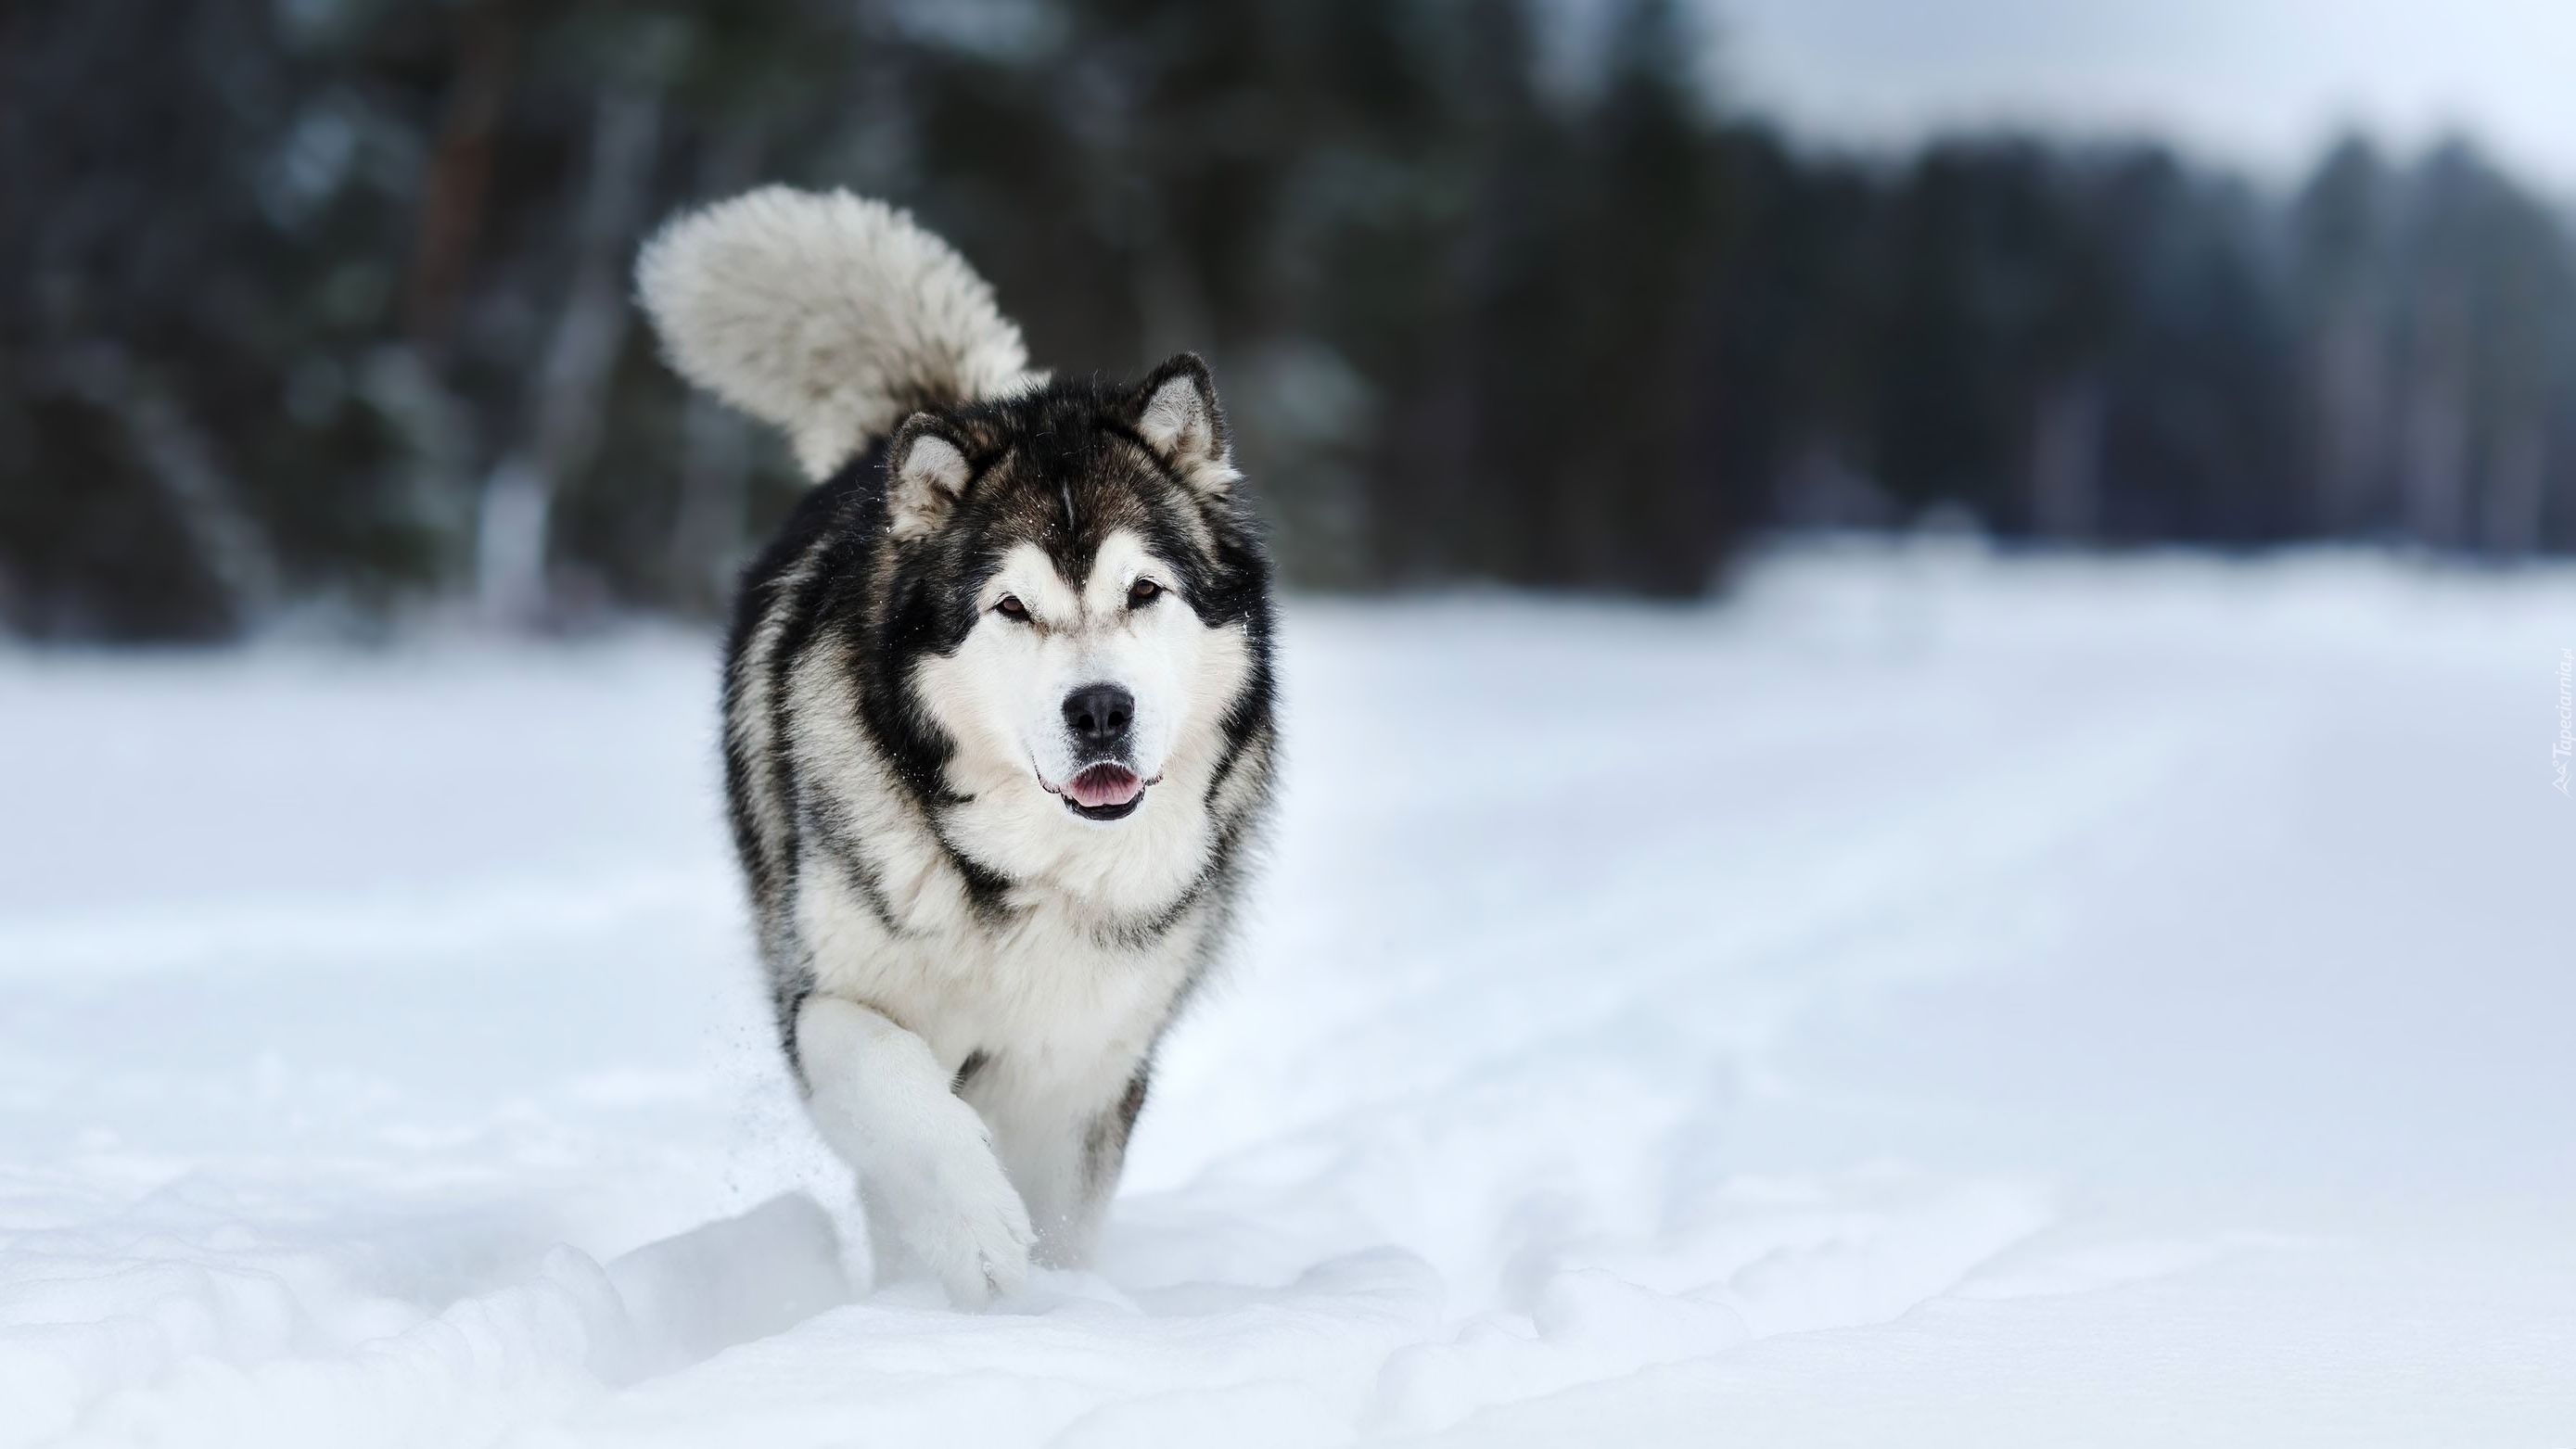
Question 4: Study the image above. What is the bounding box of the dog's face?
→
[949,528,1205,821]
[886,356,1269,843]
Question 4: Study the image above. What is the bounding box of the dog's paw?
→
[874,1098,1035,1309]
[908,1166,1035,1309]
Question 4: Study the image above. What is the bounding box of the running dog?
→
[637,187,1276,1306]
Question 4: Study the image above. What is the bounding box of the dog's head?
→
[875,354,1270,845]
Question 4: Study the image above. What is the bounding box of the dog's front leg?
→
[794,995,1034,1307]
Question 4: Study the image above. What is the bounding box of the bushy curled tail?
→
[635,187,1039,480]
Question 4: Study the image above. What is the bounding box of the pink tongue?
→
[1066,763,1142,809]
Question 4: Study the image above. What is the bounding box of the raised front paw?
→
[874,1098,1036,1309]
[909,1157,1035,1308]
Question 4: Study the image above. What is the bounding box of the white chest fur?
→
[796,856,1206,1092]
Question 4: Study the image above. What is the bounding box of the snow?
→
[1,544,2570,1447]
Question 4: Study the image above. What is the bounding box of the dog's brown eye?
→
[1129,579,1162,606]
[994,594,1028,621]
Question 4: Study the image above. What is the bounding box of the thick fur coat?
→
[637,187,1276,1305]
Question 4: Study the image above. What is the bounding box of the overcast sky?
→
[1683,0,2576,196]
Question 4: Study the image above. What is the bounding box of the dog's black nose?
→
[1062,683,1134,756]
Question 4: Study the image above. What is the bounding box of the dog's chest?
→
[798,870,1201,1084]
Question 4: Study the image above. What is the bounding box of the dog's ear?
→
[1132,353,1239,496]
[886,414,973,540]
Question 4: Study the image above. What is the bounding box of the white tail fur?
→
[635,187,1038,480]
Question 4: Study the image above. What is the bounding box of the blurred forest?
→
[6,0,2576,640]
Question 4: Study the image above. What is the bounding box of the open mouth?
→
[1048,762,1150,821]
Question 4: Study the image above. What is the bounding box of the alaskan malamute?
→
[637,188,1277,1305]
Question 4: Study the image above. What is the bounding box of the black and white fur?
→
[637,188,1276,1306]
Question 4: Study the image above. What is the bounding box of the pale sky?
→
[1688,0,2576,197]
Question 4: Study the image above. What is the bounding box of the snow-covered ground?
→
[2,545,2570,1447]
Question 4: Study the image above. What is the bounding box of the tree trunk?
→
[476,88,661,627]
[2398,292,2469,549]
[2027,375,2103,541]
[2309,305,2387,536]
[2480,422,2547,556]
[59,344,280,624]
[406,1,517,347]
